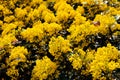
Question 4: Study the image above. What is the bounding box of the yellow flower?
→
[89,43,120,79]
[4,16,15,23]
[42,10,56,23]
[7,66,19,79]
[56,11,69,23]
[107,61,120,71]
[0,33,17,48]
[31,56,57,80]
[49,36,71,59]
[0,20,3,26]
[80,0,94,5]
[9,46,28,62]
[0,5,4,10]
[21,22,44,42]
[94,14,115,34]
[27,9,40,21]
[73,13,86,25]
[2,23,17,36]
[76,6,84,14]
[43,22,62,36]
[67,21,98,43]
[54,1,74,23]
[2,7,12,15]
[15,8,27,19]
[30,0,43,6]
[108,7,120,16]
[69,53,82,70]
[38,4,47,14]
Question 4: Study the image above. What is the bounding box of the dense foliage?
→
[0,0,120,80]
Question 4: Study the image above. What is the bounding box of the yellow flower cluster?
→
[94,14,116,34]
[49,36,72,59]
[21,21,62,42]
[4,15,15,23]
[67,21,98,43]
[6,66,19,80]
[0,0,120,80]
[15,8,27,19]
[43,22,62,36]
[2,23,17,36]
[0,33,17,48]
[69,53,82,70]
[54,1,75,23]
[89,44,120,79]
[31,56,57,80]
[68,49,85,70]
[6,46,28,79]
[8,46,28,63]
[21,22,44,42]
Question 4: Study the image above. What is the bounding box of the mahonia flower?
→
[9,46,28,63]
[43,22,62,36]
[30,0,43,7]
[31,56,57,80]
[6,66,19,80]
[76,6,84,14]
[80,0,94,5]
[56,11,69,23]
[85,50,95,63]
[89,43,120,79]
[0,20,3,26]
[21,22,44,42]
[37,4,47,14]
[4,15,15,23]
[2,23,17,36]
[108,7,120,16]
[69,53,82,70]
[67,21,98,43]
[54,1,74,23]
[0,5,4,10]
[15,8,27,19]
[49,36,72,59]
[72,13,86,25]
[0,33,17,48]
[0,0,120,79]
[68,49,85,70]
[42,10,56,23]
[108,61,120,71]
[6,46,28,80]
[2,7,13,16]
[94,14,116,34]
[27,9,40,21]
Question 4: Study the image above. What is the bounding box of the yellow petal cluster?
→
[49,36,72,59]
[89,44,120,79]
[31,56,57,80]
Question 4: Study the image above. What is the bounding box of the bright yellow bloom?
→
[4,16,15,23]
[42,10,56,23]
[108,61,120,71]
[43,22,62,36]
[67,21,98,43]
[94,14,116,34]
[2,23,17,36]
[15,8,27,19]
[31,56,57,80]
[49,36,71,59]
[89,43,120,79]
[69,53,82,70]
[0,33,17,48]
[21,22,44,42]
[9,46,28,62]
[7,66,19,79]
